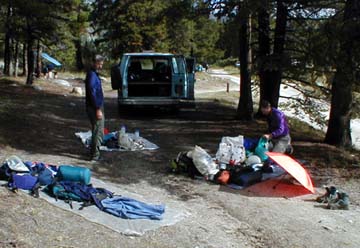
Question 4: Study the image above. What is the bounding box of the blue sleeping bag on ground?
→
[101,196,165,220]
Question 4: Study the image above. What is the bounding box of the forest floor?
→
[0,72,360,248]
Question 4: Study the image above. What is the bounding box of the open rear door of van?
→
[172,56,187,99]
[186,57,196,100]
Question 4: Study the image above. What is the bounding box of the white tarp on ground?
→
[39,178,190,236]
[75,131,159,151]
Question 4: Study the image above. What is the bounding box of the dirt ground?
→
[0,73,360,248]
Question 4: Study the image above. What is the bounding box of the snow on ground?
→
[207,69,360,150]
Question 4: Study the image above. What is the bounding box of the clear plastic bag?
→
[191,146,219,177]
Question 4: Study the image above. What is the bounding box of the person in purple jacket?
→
[260,100,293,154]
[85,55,105,161]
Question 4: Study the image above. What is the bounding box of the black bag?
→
[173,152,202,179]
[230,166,262,187]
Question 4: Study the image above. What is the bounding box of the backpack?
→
[1,157,40,197]
[229,166,263,187]
[48,181,113,209]
[24,162,55,186]
[171,152,202,179]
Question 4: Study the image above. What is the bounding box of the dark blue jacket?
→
[85,69,104,108]
[267,108,290,138]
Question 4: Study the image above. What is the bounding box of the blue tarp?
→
[41,52,62,67]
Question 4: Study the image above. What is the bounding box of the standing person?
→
[260,100,293,154]
[204,63,209,72]
[85,55,105,161]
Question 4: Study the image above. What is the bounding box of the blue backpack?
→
[1,162,40,197]
[48,181,113,209]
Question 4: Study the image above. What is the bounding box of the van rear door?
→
[185,58,196,100]
[172,56,187,98]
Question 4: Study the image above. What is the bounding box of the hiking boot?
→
[316,186,338,203]
[327,192,350,210]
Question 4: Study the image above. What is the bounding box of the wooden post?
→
[226,82,230,93]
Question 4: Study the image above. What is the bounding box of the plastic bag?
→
[190,146,219,177]
[118,132,135,150]
[215,136,246,164]
[5,155,29,172]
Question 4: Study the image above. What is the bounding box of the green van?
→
[111,52,195,108]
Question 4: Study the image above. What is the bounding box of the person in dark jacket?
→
[260,100,293,154]
[85,55,105,161]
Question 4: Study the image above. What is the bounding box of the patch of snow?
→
[351,119,360,150]
[52,79,71,87]
[208,69,240,84]
[208,69,360,150]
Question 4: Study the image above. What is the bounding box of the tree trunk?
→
[75,39,84,70]
[325,0,359,147]
[4,33,12,76]
[3,0,12,76]
[26,39,35,85]
[13,40,19,77]
[237,8,253,120]
[22,43,28,76]
[266,0,288,108]
[257,1,271,115]
[36,40,42,78]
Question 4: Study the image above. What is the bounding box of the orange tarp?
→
[266,152,315,193]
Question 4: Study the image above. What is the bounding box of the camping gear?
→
[37,167,54,185]
[58,165,91,185]
[229,167,262,187]
[41,52,62,67]
[171,152,202,179]
[327,192,350,210]
[190,146,219,178]
[244,138,259,151]
[101,196,165,220]
[217,170,230,185]
[4,155,29,173]
[50,181,83,204]
[316,186,338,203]
[24,162,55,186]
[254,137,269,161]
[216,136,246,164]
[266,152,315,193]
[49,181,113,209]
[245,155,262,166]
[8,173,39,191]
[75,130,159,151]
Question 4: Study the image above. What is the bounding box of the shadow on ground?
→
[0,77,359,202]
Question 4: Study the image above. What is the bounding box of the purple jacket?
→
[267,108,290,138]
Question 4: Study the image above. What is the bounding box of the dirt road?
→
[0,75,360,248]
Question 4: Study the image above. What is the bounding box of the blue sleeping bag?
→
[101,196,165,220]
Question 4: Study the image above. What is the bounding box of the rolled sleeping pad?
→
[58,165,91,185]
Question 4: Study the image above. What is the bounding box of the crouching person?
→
[260,100,293,154]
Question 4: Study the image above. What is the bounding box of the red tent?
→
[266,152,315,193]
